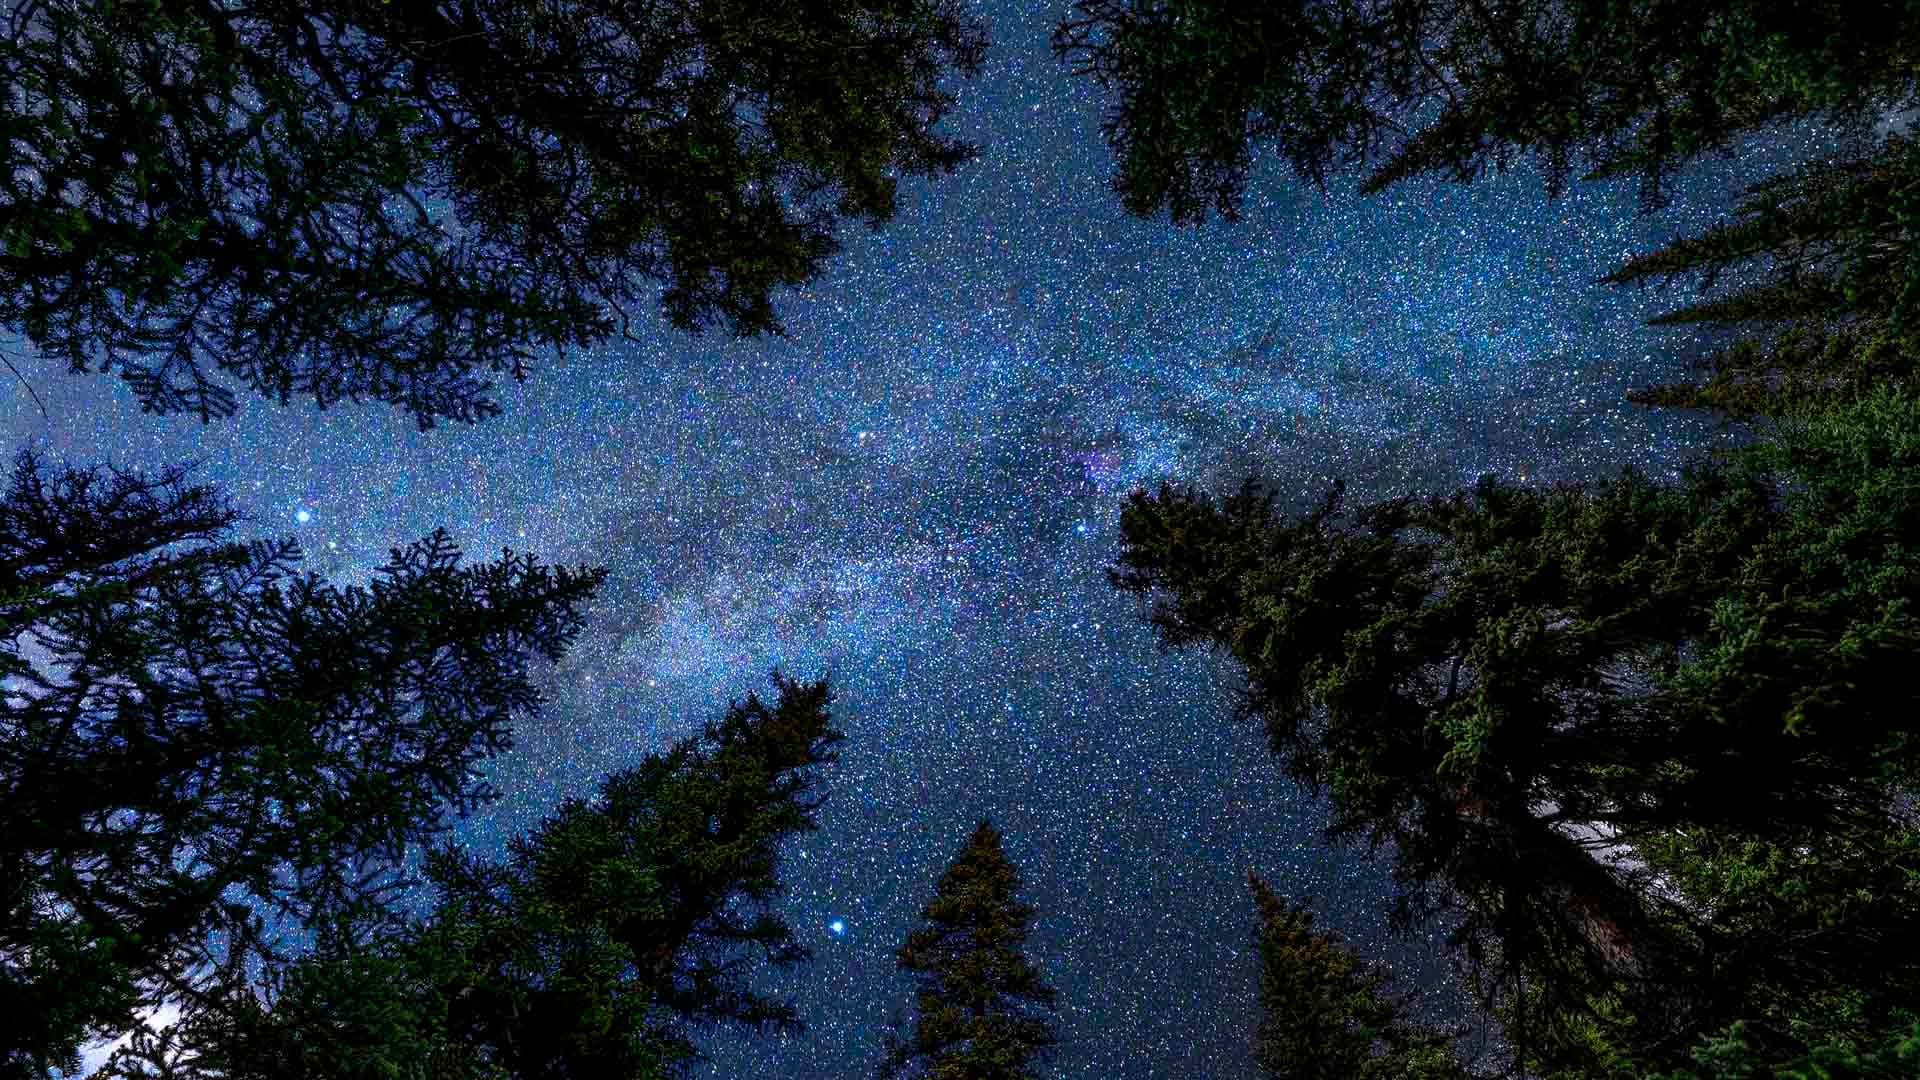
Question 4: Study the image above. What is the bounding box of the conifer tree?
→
[1650,1018,1920,1080]
[0,0,988,427]
[1247,872,1468,1080]
[1605,133,1920,422]
[881,820,1057,1080]
[92,674,842,1080]
[1110,383,1920,1075]
[0,448,606,1078]
[1053,1,1920,426]
[1053,0,1917,224]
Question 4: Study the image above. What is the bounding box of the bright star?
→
[295,509,311,524]
[828,919,846,936]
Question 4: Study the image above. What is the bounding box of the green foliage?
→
[1628,822,1920,1070]
[0,449,606,1077]
[1112,458,1779,846]
[90,675,841,1080]
[1476,969,1643,1080]
[1053,0,1406,224]
[1053,0,1920,428]
[1649,1018,1920,1079]
[598,672,843,1032]
[1621,321,1919,426]
[1054,0,1920,224]
[0,0,988,426]
[1609,134,1920,423]
[1621,385,1920,1067]
[1247,872,1467,1080]
[882,821,1058,1080]
[1110,385,1920,1074]
[1655,383,1920,775]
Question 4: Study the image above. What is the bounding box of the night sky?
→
[10,2,1846,1076]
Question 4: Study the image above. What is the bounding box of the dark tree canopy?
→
[882,820,1057,1080]
[1648,1019,1920,1080]
[1051,1,1920,426]
[0,0,988,427]
[1053,0,1916,225]
[0,449,606,1078]
[1111,385,1920,1075]
[90,674,842,1080]
[1247,872,1467,1080]
[1608,133,1920,422]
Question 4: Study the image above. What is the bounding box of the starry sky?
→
[7,2,1847,1076]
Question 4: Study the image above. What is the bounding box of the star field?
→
[3,1,1849,1076]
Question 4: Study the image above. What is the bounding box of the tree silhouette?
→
[1247,872,1468,1080]
[0,448,606,1077]
[1110,384,1920,1074]
[0,0,988,427]
[91,674,842,1080]
[1647,1018,1920,1080]
[1606,133,1920,422]
[1052,0,1915,224]
[881,820,1057,1080]
[1052,1,1920,425]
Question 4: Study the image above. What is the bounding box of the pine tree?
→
[1052,2,1920,426]
[92,674,842,1080]
[1110,383,1920,1074]
[0,448,606,1077]
[1247,872,1468,1080]
[1604,383,1920,1074]
[1052,0,1917,225]
[0,0,988,427]
[1650,1018,1920,1080]
[881,821,1057,1080]
[1605,134,1920,423]
[1113,467,1717,1071]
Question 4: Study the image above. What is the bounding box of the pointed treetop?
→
[884,819,1058,1080]
[1248,871,1468,1080]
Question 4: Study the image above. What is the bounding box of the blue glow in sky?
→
[2,1,1828,1075]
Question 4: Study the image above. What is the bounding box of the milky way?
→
[3,1,1838,1075]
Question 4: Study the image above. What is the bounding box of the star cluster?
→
[1,1,1841,1075]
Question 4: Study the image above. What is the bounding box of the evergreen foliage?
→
[0,449,606,1078]
[1607,133,1920,421]
[1053,0,1920,425]
[0,0,988,427]
[89,674,841,1080]
[1052,0,1916,224]
[882,820,1057,1080]
[1649,1018,1920,1080]
[1111,385,1920,1075]
[15,1,1919,1075]
[1248,872,1468,1080]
